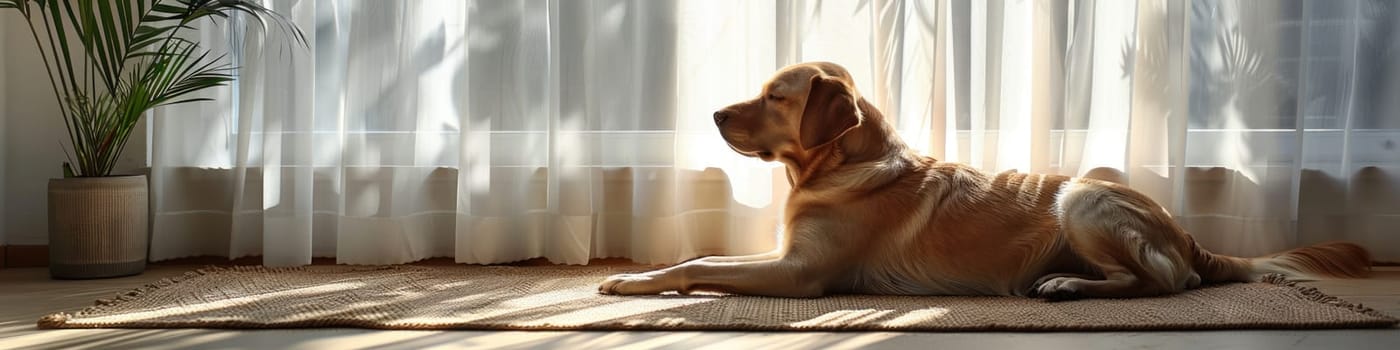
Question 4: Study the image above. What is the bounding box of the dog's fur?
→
[598,62,1371,299]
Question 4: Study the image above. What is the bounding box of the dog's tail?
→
[1191,240,1371,283]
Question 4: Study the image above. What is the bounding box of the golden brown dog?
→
[598,62,1371,299]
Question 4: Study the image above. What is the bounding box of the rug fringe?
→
[1260,273,1399,324]
[36,265,319,329]
[38,266,221,329]
[36,265,415,329]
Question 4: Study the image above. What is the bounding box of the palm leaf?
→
[2,0,306,176]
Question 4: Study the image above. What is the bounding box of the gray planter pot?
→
[47,175,149,279]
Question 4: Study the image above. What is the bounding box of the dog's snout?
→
[713,111,732,125]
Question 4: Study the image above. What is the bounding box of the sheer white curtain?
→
[150,0,785,265]
[150,0,1400,266]
[862,0,1400,260]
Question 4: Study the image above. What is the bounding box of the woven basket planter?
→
[47,175,149,279]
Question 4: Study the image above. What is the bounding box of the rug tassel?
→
[37,313,71,329]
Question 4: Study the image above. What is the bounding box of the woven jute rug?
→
[39,265,1398,331]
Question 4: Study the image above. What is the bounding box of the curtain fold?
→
[150,0,1400,265]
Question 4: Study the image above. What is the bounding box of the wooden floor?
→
[1,265,1397,350]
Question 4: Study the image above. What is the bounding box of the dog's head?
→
[713,62,866,164]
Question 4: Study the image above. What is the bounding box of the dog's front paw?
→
[598,272,669,295]
[1033,276,1085,301]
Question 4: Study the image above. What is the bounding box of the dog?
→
[598,62,1371,299]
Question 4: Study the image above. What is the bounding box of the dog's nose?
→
[713,111,731,125]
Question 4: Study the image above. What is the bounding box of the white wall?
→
[4,12,65,246]
[0,10,8,246]
[2,12,146,246]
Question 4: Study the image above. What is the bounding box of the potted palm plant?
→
[0,0,304,279]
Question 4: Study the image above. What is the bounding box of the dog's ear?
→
[800,75,861,150]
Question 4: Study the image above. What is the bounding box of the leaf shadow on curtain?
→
[1181,1,1294,256]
